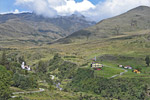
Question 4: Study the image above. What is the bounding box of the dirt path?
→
[12,88,45,98]
[103,65,128,79]
[109,69,128,79]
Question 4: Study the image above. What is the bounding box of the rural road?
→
[12,88,45,98]
[110,69,128,79]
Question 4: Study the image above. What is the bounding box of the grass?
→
[94,67,124,78]
[1,26,150,100]
[2,9,150,100]
[2,31,150,79]
[14,89,105,100]
[118,70,150,78]
[10,87,26,92]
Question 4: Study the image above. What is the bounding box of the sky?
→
[0,0,150,22]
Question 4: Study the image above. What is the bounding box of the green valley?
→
[1,6,150,100]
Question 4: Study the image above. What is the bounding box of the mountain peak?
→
[128,6,150,12]
[135,5,150,9]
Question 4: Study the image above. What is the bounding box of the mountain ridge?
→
[56,6,150,44]
[0,12,95,46]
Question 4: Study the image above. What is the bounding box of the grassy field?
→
[1,29,150,100]
[1,30,150,78]
[94,67,124,78]
[12,89,106,100]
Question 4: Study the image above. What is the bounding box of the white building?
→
[21,62,30,71]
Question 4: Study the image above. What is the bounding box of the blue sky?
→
[0,0,29,13]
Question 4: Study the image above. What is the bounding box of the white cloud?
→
[55,0,95,15]
[15,0,150,21]
[13,9,20,14]
[83,0,150,21]
[15,0,95,17]
[15,0,57,17]
[0,9,30,15]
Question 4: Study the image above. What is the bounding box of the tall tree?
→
[145,56,150,66]
[36,60,48,73]
[0,51,7,66]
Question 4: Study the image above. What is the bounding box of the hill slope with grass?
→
[1,6,150,100]
[57,6,150,43]
[0,13,95,46]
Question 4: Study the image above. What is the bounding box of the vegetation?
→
[0,51,7,66]
[12,73,38,90]
[67,68,150,100]
[0,65,12,99]
[36,53,77,80]
[145,56,150,66]
[1,6,150,100]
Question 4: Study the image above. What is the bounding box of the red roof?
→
[97,68,102,70]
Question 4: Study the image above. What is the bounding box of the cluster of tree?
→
[36,53,77,80]
[58,61,77,79]
[12,73,38,89]
[0,51,38,90]
[36,60,49,74]
[0,65,12,99]
[79,93,102,100]
[0,51,25,71]
[36,53,63,74]
[67,68,150,100]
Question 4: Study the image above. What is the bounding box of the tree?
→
[145,56,150,66]
[53,53,61,60]
[0,51,7,66]
[18,56,25,64]
[86,32,91,41]
[36,60,48,73]
[12,73,38,89]
[114,25,120,35]
[0,65,12,99]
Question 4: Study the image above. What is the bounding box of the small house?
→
[128,66,132,69]
[124,66,128,69]
[21,62,31,71]
[119,65,123,68]
[124,66,132,69]
[133,69,140,74]
[91,63,103,68]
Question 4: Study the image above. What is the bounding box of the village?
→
[91,61,141,74]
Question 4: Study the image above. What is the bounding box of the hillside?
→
[58,6,150,43]
[0,13,95,46]
[1,6,150,100]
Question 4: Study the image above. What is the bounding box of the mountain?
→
[57,6,150,43]
[0,12,95,46]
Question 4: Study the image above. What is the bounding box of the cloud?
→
[54,0,95,15]
[0,9,30,14]
[15,0,95,17]
[83,0,150,21]
[15,0,150,21]
[15,0,57,17]
[13,9,20,14]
